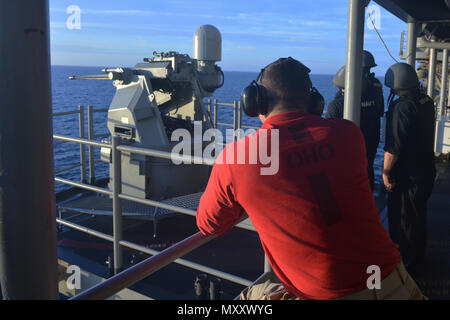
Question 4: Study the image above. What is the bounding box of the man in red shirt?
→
[196,57,425,300]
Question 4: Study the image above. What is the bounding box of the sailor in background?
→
[326,51,385,189]
[383,63,436,274]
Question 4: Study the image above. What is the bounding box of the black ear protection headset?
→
[240,58,325,117]
[308,87,326,116]
[239,71,269,117]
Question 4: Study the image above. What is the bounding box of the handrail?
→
[71,231,218,300]
[217,122,234,127]
[56,217,253,288]
[92,108,109,113]
[53,110,82,117]
[54,134,111,149]
[118,240,253,287]
[55,177,112,195]
[57,218,114,242]
[117,144,216,166]
[215,102,235,107]
[71,213,251,300]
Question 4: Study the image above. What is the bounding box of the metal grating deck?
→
[58,192,204,220]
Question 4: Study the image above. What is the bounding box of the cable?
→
[367,7,400,63]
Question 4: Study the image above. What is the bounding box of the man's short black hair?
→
[259,57,312,105]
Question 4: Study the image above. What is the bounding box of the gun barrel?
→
[69,75,110,80]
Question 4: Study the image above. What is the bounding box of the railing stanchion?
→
[427,45,437,99]
[233,101,237,131]
[78,105,87,183]
[233,100,241,140]
[112,136,123,274]
[238,100,243,139]
[440,49,449,116]
[213,99,218,129]
[87,105,95,185]
[264,255,272,273]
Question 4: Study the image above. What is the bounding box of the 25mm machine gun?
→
[70,25,224,200]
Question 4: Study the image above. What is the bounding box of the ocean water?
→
[52,66,390,193]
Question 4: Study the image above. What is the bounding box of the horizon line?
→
[50,64,336,76]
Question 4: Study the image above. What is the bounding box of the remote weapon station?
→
[70,25,224,201]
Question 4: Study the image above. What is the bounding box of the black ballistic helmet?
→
[333,51,376,89]
[333,65,346,89]
[384,63,419,90]
[363,50,377,68]
[333,63,373,93]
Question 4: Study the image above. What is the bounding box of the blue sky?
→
[49,0,407,75]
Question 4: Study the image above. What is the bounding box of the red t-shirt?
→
[196,110,401,300]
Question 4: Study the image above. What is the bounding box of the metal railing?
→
[53,105,109,185]
[53,101,257,186]
[54,135,257,299]
[72,227,245,300]
[53,107,86,182]
[205,99,260,136]
[53,100,264,300]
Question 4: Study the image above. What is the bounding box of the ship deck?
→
[412,159,450,299]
